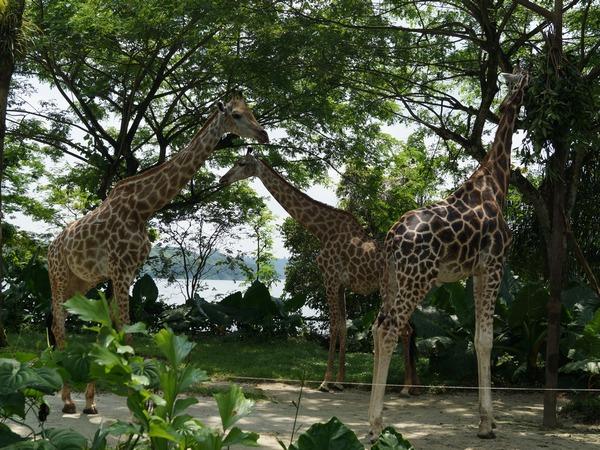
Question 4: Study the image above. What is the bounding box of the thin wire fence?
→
[224,375,600,393]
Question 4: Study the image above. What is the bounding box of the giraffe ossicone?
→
[48,95,268,415]
[367,70,529,441]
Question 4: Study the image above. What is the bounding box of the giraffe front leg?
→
[367,314,400,442]
[83,382,98,414]
[473,271,501,439]
[51,297,76,414]
[399,325,414,397]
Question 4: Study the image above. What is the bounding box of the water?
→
[154,278,285,305]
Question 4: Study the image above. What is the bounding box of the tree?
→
[294,0,599,425]
[149,171,267,303]
[0,0,26,346]
[244,208,277,286]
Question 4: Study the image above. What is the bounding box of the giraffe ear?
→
[217,101,225,113]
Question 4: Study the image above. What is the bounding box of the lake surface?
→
[154,278,285,305]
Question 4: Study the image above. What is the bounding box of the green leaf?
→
[214,385,254,431]
[122,322,148,334]
[0,359,62,395]
[0,422,26,445]
[371,427,414,450]
[148,419,180,442]
[64,294,112,327]
[172,397,198,416]
[288,417,363,450]
[222,427,260,447]
[89,345,126,372]
[103,420,141,436]
[190,427,223,450]
[132,359,161,389]
[127,392,150,428]
[132,274,159,304]
[0,392,26,418]
[115,344,134,355]
[178,366,208,392]
[43,427,89,450]
[154,328,195,367]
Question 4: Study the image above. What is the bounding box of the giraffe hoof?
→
[408,386,423,396]
[367,430,378,444]
[331,382,344,391]
[477,430,496,439]
[318,382,332,393]
[62,404,76,414]
[83,406,98,415]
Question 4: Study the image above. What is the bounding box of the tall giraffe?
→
[48,96,268,414]
[219,150,419,393]
[368,70,529,440]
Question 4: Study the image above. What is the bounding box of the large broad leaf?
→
[288,417,363,450]
[0,392,26,418]
[54,345,91,384]
[43,428,89,450]
[371,427,414,450]
[0,423,26,445]
[222,427,260,447]
[177,366,208,392]
[148,419,181,442]
[172,397,198,417]
[132,359,161,389]
[242,280,279,317]
[154,328,195,367]
[214,385,254,431]
[122,322,148,335]
[132,274,159,304]
[193,297,233,327]
[0,359,62,395]
[508,283,549,330]
[64,294,111,327]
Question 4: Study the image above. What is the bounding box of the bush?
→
[560,395,600,424]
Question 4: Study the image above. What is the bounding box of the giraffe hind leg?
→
[319,281,343,392]
[473,269,503,439]
[333,285,347,391]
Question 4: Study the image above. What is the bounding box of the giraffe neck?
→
[118,111,225,219]
[470,89,524,205]
[256,159,361,241]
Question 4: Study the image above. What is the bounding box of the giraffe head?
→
[219,147,260,185]
[217,95,269,144]
[498,69,529,112]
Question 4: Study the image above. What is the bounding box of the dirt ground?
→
[11,383,600,449]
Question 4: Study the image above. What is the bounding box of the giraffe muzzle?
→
[256,129,269,144]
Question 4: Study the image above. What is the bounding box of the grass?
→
[1,330,409,391]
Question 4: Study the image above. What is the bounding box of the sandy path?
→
[11,383,600,449]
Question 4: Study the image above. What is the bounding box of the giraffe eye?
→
[231,112,242,119]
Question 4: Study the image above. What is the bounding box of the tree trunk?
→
[543,157,567,427]
[0,61,11,347]
[0,0,26,347]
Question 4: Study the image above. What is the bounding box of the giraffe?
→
[367,70,529,440]
[219,149,419,393]
[47,95,268,415]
